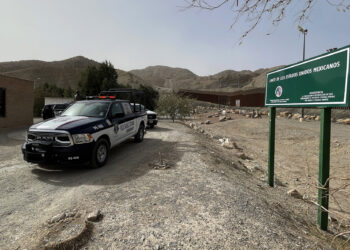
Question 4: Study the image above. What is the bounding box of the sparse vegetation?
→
[78,61,122,97]
[139,85,159,110]
[78,61,159,110]
[156,93,194,122]
[31,60,160,117]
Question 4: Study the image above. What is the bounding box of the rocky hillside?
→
[116,69,149,89]
[242,67,281,90]
[130,66,197,89]
[130,66,263,91]
[0,56,276,92]
[0,56,99,89]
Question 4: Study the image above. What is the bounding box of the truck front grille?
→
[148,114,156,119]
[27,131,73,147]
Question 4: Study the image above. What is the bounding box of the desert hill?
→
[116,69,149,89]
[0,56,159,90]
[130,65,197,89]
[130,66,264,92]
[242,66,281,90]
[0,56,100,89]
[0,56,275,93]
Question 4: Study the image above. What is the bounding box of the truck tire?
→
[134,123,145,143]
[90,138,109,168]
[149,124,155,129]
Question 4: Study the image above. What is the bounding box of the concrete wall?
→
[0,75,34,128]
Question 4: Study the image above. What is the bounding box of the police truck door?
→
[109,102,127,145]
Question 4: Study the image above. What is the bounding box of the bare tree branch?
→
[183,0,350,42]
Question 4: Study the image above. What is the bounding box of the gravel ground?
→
[0,121,348,249]
[195,110,350,227]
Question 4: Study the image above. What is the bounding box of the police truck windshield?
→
[61,102,110,118]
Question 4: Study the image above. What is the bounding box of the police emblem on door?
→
[114,123,119,134]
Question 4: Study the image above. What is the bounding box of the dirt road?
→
[0,122,346,249]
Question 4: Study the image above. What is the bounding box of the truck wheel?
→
[90,138,109,168]
[149,124,155,129]
[134,124,145,143]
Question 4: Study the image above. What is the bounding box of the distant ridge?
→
[130,65,266,92]
[0,56,275,92]
[0,56,99,89]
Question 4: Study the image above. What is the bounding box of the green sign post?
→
[265,46,350,231]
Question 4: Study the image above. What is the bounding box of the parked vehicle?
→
[53,103,70,117]
[22,92,147,168]
[42,104,55,120]
[146,110,157,128]
[131,103,158,128]
[42,103,70,120]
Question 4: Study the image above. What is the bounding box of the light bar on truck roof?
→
[98,96,116,99]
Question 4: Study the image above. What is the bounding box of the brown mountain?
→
[130,66,262,92]
[130,66,197,89]
[0,56,153,90]
[0,56,99,89]
[116,69,149,89]
[242,66,281,90]
[0,56,276,92]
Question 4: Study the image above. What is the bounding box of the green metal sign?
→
[265,47,350,107]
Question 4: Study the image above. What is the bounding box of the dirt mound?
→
[34,214,92,250]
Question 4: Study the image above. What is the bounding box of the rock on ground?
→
[287,189,303,199]
[87,210,103,222]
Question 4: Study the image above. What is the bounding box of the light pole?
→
[298,26,308,118]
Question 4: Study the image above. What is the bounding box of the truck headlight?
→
[72,134,93,144]
[26,131,35,142]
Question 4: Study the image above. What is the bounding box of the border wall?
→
[178,88,265,107]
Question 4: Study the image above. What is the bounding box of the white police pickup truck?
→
[131,103,158,128]
[22,97,147,168]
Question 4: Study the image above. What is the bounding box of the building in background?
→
[0,75,34,128]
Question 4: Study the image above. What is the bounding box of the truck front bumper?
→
[147,119,158,126]
[22,142,95,165]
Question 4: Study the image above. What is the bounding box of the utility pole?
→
[298,26,308,118]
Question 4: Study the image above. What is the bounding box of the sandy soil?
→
[0,121,348,249]
[195,109,350,227]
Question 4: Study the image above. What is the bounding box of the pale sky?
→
[0,0,349,76]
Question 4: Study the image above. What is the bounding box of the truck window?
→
[111,102,124,117]
[122,102,132,115]
[61,102,109,118]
